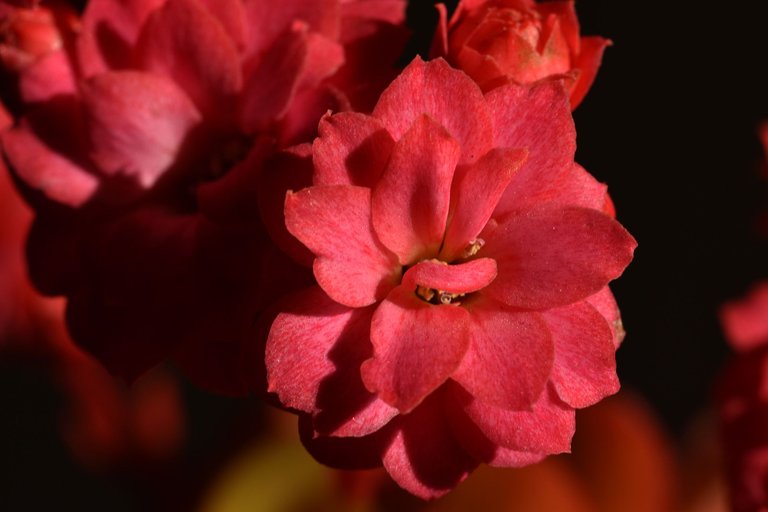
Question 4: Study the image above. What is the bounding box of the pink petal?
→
[256,144,315,266]
[135,0,242,126]
[536,1,581,53]
[239,21,307,134]
[284,185,400,307]
[18,50,76,103]
[298,413,391,470]
[313,112,395,188]
[241,0,339,60]
[361,285,471,413]
[339,0,406,25]
[371,114,460,264]
[586,286,625,347]
[543,300,618,408]
[265,287,398,437]
[720,282,768,352]
[430,2,449,57]
[81,71,202,189]
[372,57,492,164]
[485,80,576,217]
[452,295,553,410]
[2,116,98,208]
[442,389,548,467]
[198,0,246,50]
[382,390,477,500]
[448,381,575,454]
[401,258,497,296]
[570,36,610,109]
[297,31,344,91]
[440,147,528,261]
[77,0,165,77]
[481,205,636,310]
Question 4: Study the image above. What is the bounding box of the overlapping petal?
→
[481,205,636,309]
[453,295,553,410]
[371,114,460,264]
[543,300,619,408]
[361,286,471,412]
[285,185,400,307]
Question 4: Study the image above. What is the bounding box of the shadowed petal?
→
[448,381,575,454]
[265,287,398,437]
[361,285,470,413]
[135,0,242,126]
[371,114,460,264]
[402,258,497,295]
[453,295,553,410]
[313,112,395,188]
[544,300,618,408]
[284,185,400,307]
[81,71,202,189]
[481,205,636,310]
[570,36,610,109]
[2,120,98,208]
[382,390,477,500]
[441,147,527,261]
[372,57,492,164]
[77,0,165,76]
[298,413,392,470]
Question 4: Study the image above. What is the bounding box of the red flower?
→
[0,0,407,393]
[718,283,768,512]
[265,57,635,498]
[431,0,610,109]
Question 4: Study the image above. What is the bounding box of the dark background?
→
[4,0,768,509]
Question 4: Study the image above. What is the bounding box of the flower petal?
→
[570,36,610,109]
[371,114,460,264]
[382,391,477,500]
[284,185,400,307]
[452,295,553,410]
[265,286,398,437]
[18,50,77,103]
[2,117,98,208]
[298,413,391,470]
[401,258,497,296]
[486,80,576,216]
[81,70,202,189]
[481,205,636,309]
[241,0,339,60]
[440,147,527,261]
[77,0,165,77]
[361,285,471,413]
[313,112,395,188]
[448,381,575,454]
[543,300,619,408]
[372,57,492,164]
[239,21,307,134]
[135,0,242,126]
[586,286,625,347]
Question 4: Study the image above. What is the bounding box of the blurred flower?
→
[718,282,768,512]
[0,0,408,393]
[266,57,635,498]
[431,0,610,108]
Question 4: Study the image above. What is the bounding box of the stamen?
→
[464,238,485,258]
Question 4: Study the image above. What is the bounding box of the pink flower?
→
[718,283,768,512]
[0,0,407,393]
[431,0,610,109]
[265,57,635,498]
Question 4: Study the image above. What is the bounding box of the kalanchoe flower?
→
[718,282,768,512]
[265,57,635,498]
[431,0,610,109]
[0,0,408,393]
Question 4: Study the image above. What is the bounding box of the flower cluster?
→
[0,0,631,499]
